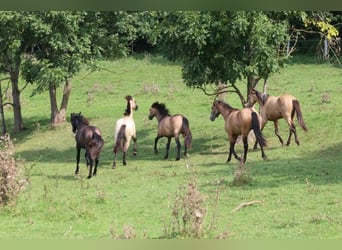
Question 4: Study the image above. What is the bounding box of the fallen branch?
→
[231,200,262,213]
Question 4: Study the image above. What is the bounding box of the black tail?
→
[292,99,308,132]
[182,117,192,149]
[114,125,126,152]
[251,112,267,147]
[88,133,104,159]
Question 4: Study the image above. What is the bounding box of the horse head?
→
[210,100,221,121]
[124,95,138,116]
[148,102,169,120]
[70,112,89,133]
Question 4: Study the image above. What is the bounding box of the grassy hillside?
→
[1,54,342,239]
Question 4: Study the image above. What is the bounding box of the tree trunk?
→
[49,79,72,124]
[49,82,59,124]
[247,75,261,95]
[58,79,71,123]
[10,69,24,132]
[0,81,7,135]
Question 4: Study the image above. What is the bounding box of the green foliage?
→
[158,11,291,91]
[0,55,342,239]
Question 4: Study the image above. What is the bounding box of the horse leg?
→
[87,152,93,179]
[93,158,99,176]
[75,147,81,174]
[242,136,248,163]
[132,136,137,156]
[183,137,188,157]
[227,136,240,162]
[164,137,171,159]
[175,136,181,161]
[112,145,118,169]
[123,151,127,166]
[85,152,90,167]
[286,123,298,146]
[154,136,160,154]
[274,120,284,146]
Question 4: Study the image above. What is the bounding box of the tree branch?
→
[230,200,262,213]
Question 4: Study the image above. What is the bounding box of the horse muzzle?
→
[210,115,216,121]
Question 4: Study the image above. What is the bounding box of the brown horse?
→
[148,102,192,161]
[70,112,104,179]
[113,95,138,169]
[210,100,267,163]
[247,88,308,147]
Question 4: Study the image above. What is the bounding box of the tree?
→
[0,11,143,130]
[158,11,293,106]
[22,11,141,124]
[0,12,35,132]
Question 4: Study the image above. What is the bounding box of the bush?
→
[0,134,26,206]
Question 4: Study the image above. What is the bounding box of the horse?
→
[70,112,104,179]
[112,95,138,169]
[247,88,308,148]
[148,102,192,161]
[210,100,267,163]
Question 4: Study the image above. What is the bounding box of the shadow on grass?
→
[202,140,342,188]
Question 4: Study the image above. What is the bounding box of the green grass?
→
[1,54,342,239]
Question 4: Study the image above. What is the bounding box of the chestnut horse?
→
[148,102,192,161]
[70,112,104,179]
[210,100,267,163]
[113,95,138,168]
[247,88,308,147]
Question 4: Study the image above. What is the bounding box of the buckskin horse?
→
[247,88,308,148]
[113,95,138,169]
[70,112,104,179]
[148,102,192,161]
[210,100,267,163]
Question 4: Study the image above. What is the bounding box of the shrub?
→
[164,177,206,238]
[0,134,26,206]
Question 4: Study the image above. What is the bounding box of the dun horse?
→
[247,88,308,147]
[113,95,138,168]
[148,102,192,161]
[70,112,104,179]
[210,100,267,163]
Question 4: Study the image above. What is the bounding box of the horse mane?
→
[71,112,90,126]
[123,95,133,116]
[151,102,170,116]
[215,100,238,111]
[254,89,269,105]
[80,116,90,125]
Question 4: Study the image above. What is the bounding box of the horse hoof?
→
[133,151,137,156]
[87,175,92,179]
[154,150,159,155]
[112,164,116,169]
[175,157,180,161]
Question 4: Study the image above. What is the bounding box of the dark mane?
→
[216,100,238,111]
[123,95,133,116]
[253,89,269,105]
[71,112,89,126]
[151,102,170,116]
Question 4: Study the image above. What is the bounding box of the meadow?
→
[1,54,342,239]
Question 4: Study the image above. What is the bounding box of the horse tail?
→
[292,99,308,132]
[182,116,192,149]
[88,133,104,159]
[251,112,267,147]
[114,124,126,152]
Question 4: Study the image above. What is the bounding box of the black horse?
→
[70,112,104,179]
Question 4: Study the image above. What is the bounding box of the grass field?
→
[1,54,342,239]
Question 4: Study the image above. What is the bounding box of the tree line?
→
[0,11,340,135]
